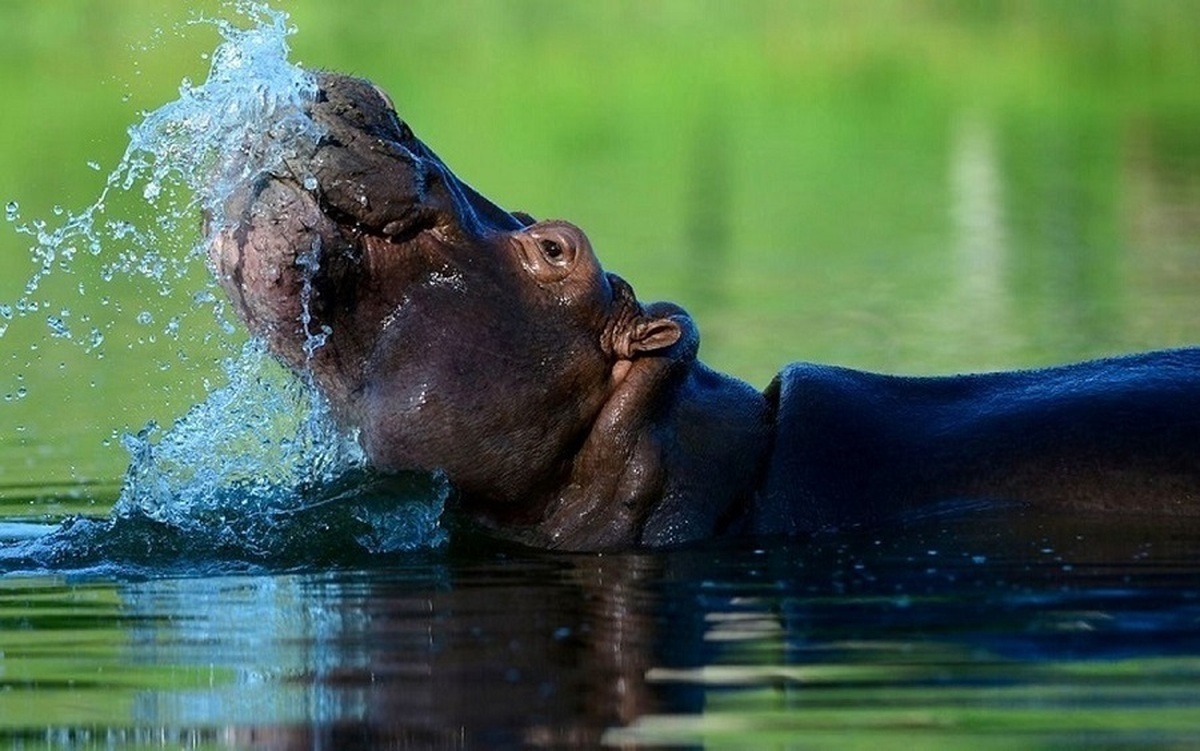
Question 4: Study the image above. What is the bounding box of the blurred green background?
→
[2,0,1199,498]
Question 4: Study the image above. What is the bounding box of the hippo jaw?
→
[208,72,693,535]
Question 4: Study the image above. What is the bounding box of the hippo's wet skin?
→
[209,73,1200,550]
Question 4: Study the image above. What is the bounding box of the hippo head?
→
[208,73,693,529]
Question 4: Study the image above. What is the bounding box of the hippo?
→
[208,72,1200,550]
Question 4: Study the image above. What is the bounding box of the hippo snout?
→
[301,72,523,241]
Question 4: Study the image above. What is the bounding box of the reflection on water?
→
[1004,116,1125,361]
[2,510,1199,748]
[1124,122,1200,347]
[945,115,1013,354]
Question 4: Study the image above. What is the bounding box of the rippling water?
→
[1,510,1198,748]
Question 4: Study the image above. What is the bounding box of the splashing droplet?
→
[4,201,18,222]
[111,341,449,555]
[46,314,71,339]
[86,328,105,351]
[1,1,323,352]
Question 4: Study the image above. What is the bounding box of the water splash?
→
[119,342,349,520]
[66,341,447,572]
[297,238,333,363]
[0,2,449,572]
[0,341,448,576]
[3,1,322,351]
[113,340,445,551]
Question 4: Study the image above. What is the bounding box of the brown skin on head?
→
[209,73,770,549]
[211,72,1200,551]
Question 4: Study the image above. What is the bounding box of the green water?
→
[1,2,1200,747]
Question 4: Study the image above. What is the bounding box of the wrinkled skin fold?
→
[209,72,1200,551]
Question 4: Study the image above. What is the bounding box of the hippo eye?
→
[518,223,583,281]
[539,238,565,262]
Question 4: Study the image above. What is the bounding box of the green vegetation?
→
[2,0,1199,490]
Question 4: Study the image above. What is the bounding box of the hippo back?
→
[752,349,1200,536]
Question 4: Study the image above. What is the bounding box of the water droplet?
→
[4,201,18,221]
[302,175,318,191]
[143,181,162,201]
[52,205,65,216]
[0,305,11,319]
[15,386,27,399]
[87,161,102,171]
[47,315,71,339]
[136,311,154,326]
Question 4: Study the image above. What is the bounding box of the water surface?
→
[2,510,1199,748]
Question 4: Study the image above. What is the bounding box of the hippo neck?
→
[514,354,772,551]
[638,362,773,546]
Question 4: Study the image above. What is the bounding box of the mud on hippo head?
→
[209,72,693,526]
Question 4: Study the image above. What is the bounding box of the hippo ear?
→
[616,315,683,359]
